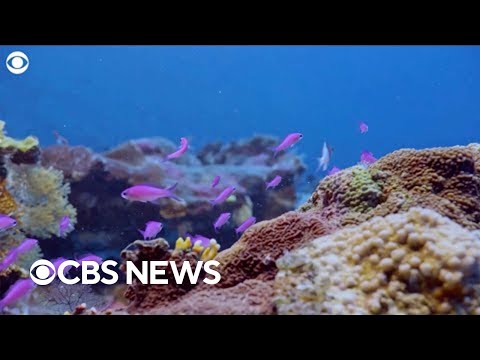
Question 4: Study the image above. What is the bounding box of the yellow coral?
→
[275,207,480,315]
[175,237,192,251]
[6,165,77,238]
[0,120,39,152]
[0,180,17,215]
[201,239,220,261]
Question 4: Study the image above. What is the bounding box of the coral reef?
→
[6,164,77,238]
[301,144,480,229]
[274,208,480,315]
[121,237,220,312]
[0,120,40,165]
[150,279,275,315]
[41,135,305,258]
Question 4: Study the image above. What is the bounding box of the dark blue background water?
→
[1,46,479,174]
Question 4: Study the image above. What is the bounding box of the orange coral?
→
[0,179,17,215]
[303,144,480,229]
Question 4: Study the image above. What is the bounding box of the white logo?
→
[30,259,56,285]
[6,51,29,74]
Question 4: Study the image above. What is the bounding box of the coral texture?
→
[275,208,480,315]
[121,237,220,312]
[6,165,77,238]
[302,144,480,229]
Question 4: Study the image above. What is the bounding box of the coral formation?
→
[274,208,480,315]
[302,144,480,229]
[150,279,275,315]
[214,210,336,288]
[121,237,220,312]
[41,135,305,257]
[0,121,40,165]
[0,179,17,216]
[6,165,77,238]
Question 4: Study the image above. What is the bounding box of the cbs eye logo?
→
[30,259,56,285]
[6,51,29,75]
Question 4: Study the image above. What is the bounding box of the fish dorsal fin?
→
[166,183,178,191]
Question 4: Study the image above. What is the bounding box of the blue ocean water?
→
[0,45,479,175]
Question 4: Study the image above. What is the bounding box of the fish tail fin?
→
[167,183,178,191]
[169,194,185,203]
[138,229,146,239]
[265,182,270,190]
[209,199,216,207]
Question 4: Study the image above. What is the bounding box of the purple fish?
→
[235,216,256,235]
[211,175,221,188]
[214,212,231,232]
[266,175,282,190]
[328,166,341,175]
[0,278,36,311]
[59,216,70,238]
[121,183,183,203]
[0,215,16,231]
[51,257,72,276]
[164,137,188,161]
[359,121,369,134]
[0,250,19,272]
[272,133,303,157]
[186,233,211,248]
[138,221,163,240]
[360,150,377,165]
[209,186,236,206]
[16,238,38,254]
[77,254,103,269]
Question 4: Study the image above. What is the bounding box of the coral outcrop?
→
[41,135,305,258]
[274,208,480,315]
[301,144,480,229]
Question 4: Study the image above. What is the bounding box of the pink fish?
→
[214,212,231,232]
[16,238,38,254]
[51,257,72,276]
[211,175,221,188]
[328,166,341,175]
[0,215,16,231]
[209,186,236,206]
[138,221,163,240]
[53,130,69,145]
[266,175,282,190]
[272,133,303,157]
[235,216,256,235]
[0,238,38,272]
[164,137,188,161]
[0,278,36,311]
[359,121,369,134]
[59,215,71,238]
[121,183,183,203]
[77,254,103,265]
[0,250,19,272]
[360,150,377,166]
[186,233,211,248]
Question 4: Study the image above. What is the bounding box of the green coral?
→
[344,166,383,212]
[0,120,39,152]
[6,164,77,238]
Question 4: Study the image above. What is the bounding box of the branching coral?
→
[6,164,77,238]
[303,144,480,229]
[275,208,480,315]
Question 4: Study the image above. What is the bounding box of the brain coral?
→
[213,210,336,288]
[6,164,77,238]
[275,207,480,315]
[302,144,480,229]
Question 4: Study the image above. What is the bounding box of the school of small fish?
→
[0,122,376,311]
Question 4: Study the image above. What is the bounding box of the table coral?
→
[274,207,480,315]
[0,120,40,165]
[302,144,480,229]
[6,164,77,238]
